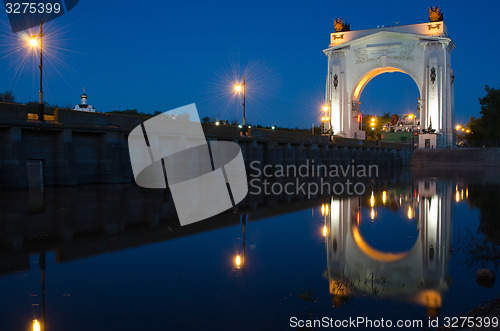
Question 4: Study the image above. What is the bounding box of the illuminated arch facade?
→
[324,19,455,147]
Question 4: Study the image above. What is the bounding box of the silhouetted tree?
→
[468,85,500,146]
[0,91,15,103]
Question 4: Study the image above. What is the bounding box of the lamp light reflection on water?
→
[235,255,242,268]
[370,192,375,208]
[370,208,375,220]
[33,320,40,331]
[382,191,387,204]
[407,206,413,219]
[323,225,327,237]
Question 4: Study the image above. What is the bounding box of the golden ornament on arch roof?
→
[429,6,443,22]
[334,18,350,32]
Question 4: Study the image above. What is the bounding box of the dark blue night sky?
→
[1,0,499,128]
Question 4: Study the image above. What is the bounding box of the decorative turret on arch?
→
[324,8,455,148]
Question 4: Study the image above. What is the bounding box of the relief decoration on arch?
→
[353,43,416,64]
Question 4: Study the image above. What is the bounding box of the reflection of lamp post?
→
[29,22,45,122]
[31,252,46,331]
[33,319,41,331]
[235,213,247,271]
[234,76,246,126]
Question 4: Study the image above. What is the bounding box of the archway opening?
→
[354,70,421,141]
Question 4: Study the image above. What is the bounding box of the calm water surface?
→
[0,172,499,330]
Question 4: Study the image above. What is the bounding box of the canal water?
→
[0,169,499,330]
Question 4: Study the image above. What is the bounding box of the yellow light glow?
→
[370,208,375,220]
[408,114,414,119]
[371,118,376,122]
[29,37,38,47]
[33,320,40,331]
[321,117,325,121]
[455,191,460,203]
[414,290,442,309]
[466,129,470,133]
[407,206,413,219]
[215,121,220,126]
[235,255,241,267]
[325,204,329,215]
[456,125,461,130]
[323,225,327,237]
[234,84,242,92]
[370,192,375,207]
[382,191,387,204]
[325,117,330,121]
[323,105,328,111]
[461,128,465,132]
[370,122,375,127]
[466,187,468,199]
[321,204,325,215]
[352,226,407,262]
[461,189,464,200]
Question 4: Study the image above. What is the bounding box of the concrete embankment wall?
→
[409,148,500,168]
[0,103,412,189]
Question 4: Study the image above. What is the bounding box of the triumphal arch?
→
[324,7,455,148]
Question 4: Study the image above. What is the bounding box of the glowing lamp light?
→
[238,125,243,129]
[215,121,220,126]
[321,117,326,121]
[235,255,241,268]
[370,208,375,220]
[321,204,325,215]
[323,105,328,111]
[408,114,414,119]
[455,191,460,203]
[33,320,40,331]
[370,192,375,207]
[29,37,38,47]
[248,125,251,128]
[234,84,242,93]
[325,204,329,215]
[323,225,327,237]
[456,125,461,130]
[371,117,376,122]
[382,191,387,204]
[407,207,413,219]
[271,126,275,130]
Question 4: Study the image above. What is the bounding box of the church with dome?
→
[73,90,96,112]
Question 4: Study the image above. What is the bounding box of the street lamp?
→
[234,76,246,126]
[29,22,45,122]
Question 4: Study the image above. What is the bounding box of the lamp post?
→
[29,22,45,121]
[234,76,246,126]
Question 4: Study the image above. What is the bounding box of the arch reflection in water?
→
[324,181,453,315]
